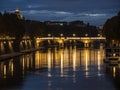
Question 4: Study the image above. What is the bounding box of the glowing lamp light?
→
[4,41,6,44]
[73,34,76,37]
[85,34,88,37]
[48,34,51,37]
[60,34,63,37]
[15,8,19,13]
[113,53,116,57]
[85,40,88,44]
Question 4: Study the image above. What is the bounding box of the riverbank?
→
[0,48,38,61]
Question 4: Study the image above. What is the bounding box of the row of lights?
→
[47,34,101,37]
[48,34,76,37]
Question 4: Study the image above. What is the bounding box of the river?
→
[0,46,120,90]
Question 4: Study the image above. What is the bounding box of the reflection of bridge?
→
[36,36,106,48]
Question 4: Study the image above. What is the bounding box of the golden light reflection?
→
[20,56,25,76]
[113,67,116,78]
[0,45,107,79]
[85,49,88,71]
[3,65,6,78]
[35,51,41,69]
[9,60,14,76]
[97,51,101,70]
[60,49,64,77]
[27,56,30,68]
[54,47,57,60]
[48,49,51,71]
[73,46,76,71]
[64,48,69,68]
[48,49,52,77]
[22,57,25,71]
[84,49,89,77]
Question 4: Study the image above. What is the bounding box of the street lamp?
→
[48,34,51,37]
[60,34,63,37]
[98,34,100,37]
[85,33,88,37]
[73,34,76,37]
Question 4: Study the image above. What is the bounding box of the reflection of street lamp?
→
[48,34,51,37]
[85,34,88,37]
[73,34,76,37]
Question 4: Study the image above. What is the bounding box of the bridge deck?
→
[36,37,106,40]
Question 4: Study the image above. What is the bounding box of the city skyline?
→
[0,0,120,26]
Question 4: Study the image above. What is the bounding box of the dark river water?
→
[0,46,120,90]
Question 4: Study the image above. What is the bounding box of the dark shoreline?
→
[0,49,38,61]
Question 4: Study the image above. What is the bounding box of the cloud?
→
[84,13,106,17]
[27,5,45,9]
[21,10,73,16]
[20,9,114,25]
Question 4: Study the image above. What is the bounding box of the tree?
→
[103,11,120,46]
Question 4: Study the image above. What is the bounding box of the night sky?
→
[0,0,120,26]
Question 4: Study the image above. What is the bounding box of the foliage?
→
[0,12,99,39]
[103,12,120,42]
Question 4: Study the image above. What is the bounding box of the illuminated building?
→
[15,8,23,20]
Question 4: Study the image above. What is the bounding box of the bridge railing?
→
[36,36,106,40]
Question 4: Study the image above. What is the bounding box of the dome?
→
[15,8,20,13]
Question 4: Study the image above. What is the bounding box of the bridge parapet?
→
[36,36,106,41]
[35,36,106,48]
[0,36,15,41]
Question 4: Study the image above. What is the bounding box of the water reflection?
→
[104,64,120,90]
[0,46,119,90]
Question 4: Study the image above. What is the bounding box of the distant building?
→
[45,21,68,26]
[69,21,87,27]
[15,8,23,20]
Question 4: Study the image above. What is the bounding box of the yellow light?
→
[35,51,40,69]
[4,65,6,78]
[73,47,76,71]
[48,49,51,72]
[113,53,116,57]
[15,8,19,13]
[60,50,64,77]
[85,40,88,44]
[113,67,116,78]
[97,51,101,70]
[58,39,63,44]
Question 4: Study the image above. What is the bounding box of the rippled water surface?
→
[0,46,120,90]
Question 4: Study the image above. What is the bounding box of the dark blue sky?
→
[0,0,120,26]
